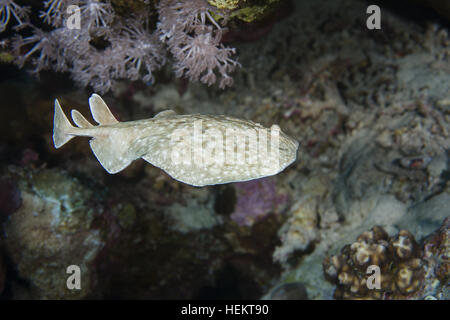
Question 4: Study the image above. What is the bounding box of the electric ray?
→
[53,94,299,186]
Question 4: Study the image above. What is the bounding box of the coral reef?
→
[228,0,284,23]
[0,150,282,299]
[207,0,286,23]
[166,188,223,233]
[421,217,449,299]
[2,167,105,299]
[273,194,320,265]
[323,221,449,300]
[323,226,425,299]
[0,0,29,32]
[7,0,166,93]
[0,0,243,92]
[208,0,241,10]
[397,193,450,240]
[157,0,240,89]
[230,178,287,227]
[1,0,449,300]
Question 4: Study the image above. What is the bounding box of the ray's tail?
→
[53,99,76,148]
[52,94,131,174]
[53,94,119,149]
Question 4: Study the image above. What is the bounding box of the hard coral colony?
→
[323,224,449,300]
[1,0,240,92]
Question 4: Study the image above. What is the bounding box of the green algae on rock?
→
[208,0,286,23]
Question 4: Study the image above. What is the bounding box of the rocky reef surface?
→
[0,0,448,299]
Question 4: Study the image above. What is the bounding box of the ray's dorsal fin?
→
[71,109,94,128]
[153,110,177,119]
[89,94,119,125]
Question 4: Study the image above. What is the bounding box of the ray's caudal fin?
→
[52,94,133,174]
[53,99,76,148]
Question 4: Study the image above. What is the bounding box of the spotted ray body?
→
[53,94,299,186]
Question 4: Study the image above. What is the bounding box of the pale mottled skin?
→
[53,94,299,187]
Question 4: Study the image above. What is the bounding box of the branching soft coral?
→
[39,0,73,27]
[120,21,166,83]
[0,0,29,31]
[158,0,240,89]
[13,27,57,73]
[1,0,240,92]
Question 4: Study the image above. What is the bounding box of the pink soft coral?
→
[158,0,240,89]
[0,0,29,31]
[4,0,240,92]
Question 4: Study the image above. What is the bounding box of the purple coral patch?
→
[231,178,287,227]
